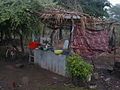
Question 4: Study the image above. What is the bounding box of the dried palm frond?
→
[80,16,86,31]
[41,14,53,21]
[55,14,64,24]
[38,8,111,29]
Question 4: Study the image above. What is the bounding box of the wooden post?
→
[68,17,74,49]
[42,24,46,37]
[113,27,116,65]
[68,26,72,49]
[19,30,24,53]
[59,28,63,40]
[0,30,3,42]
[20,34,24,53]
[114,48,116,64]
[91,57,96,71]
[50,30,55,46]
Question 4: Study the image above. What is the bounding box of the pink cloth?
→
[72,24,109,57]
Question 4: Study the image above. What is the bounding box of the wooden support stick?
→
[59,28,63,40]
[113,48,116,65]
[42,24,46,37]
[50,30,55,46]
[68,17,74,49]
[91,57,96,71]
[113,27,116,66]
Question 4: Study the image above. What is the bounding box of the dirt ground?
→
[0,48,120,90]
[0,60,68,90]
[85,48,120,90]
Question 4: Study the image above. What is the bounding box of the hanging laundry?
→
[72,24,109,58]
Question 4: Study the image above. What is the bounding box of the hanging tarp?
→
[72,24,109,58]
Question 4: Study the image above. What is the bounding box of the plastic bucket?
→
[29,42,40,49]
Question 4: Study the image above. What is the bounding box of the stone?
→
[105,78,111,82]
[94,72,99,80]
[88,84,97,89]
[21,76,29,86]
[100,75,104,79]
[15,64,24,68]
[52,77,58,80]
[0,86,2,89]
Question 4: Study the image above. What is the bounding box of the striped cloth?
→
[72,24,109,58]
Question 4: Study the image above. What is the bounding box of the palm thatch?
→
[37,8,107,29]
[29,8,119,30]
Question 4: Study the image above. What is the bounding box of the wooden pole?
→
[59,28,63,40]
[113,27,116,65]
[20,34,24,53]
[42,24,46,37]
[68,27,72,49]
[19,30,24,53]
[68,17,74,49]
[50,30,55,46]
[91,57,96,71]
[114,48,116,64]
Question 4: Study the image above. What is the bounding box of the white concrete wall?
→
[34,49,67,76]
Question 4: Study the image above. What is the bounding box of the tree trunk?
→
[0,30,3,42]
[20,34,24,53]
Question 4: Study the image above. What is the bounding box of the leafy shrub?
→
[66,53,93,85]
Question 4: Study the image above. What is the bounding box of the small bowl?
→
[54,50,63,54]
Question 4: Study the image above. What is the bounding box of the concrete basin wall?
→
[34,49,67,76]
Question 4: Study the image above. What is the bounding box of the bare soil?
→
[0,60,67,90]
[0,48,120,90]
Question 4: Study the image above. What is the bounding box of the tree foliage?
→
[0,0,44,39]
[79,0,110,17]
[0,0,58,52]
[53,0,83,11]
[39,0,58,8]
[109,4,120,20]
[0,0,58,41]
[54,0,111,17]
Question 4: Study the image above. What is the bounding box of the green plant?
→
[66,53,93,85]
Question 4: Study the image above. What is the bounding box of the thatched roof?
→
[36,8,118,30]
[37,8,91,29]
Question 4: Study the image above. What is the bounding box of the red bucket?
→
[29,42,40,49]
